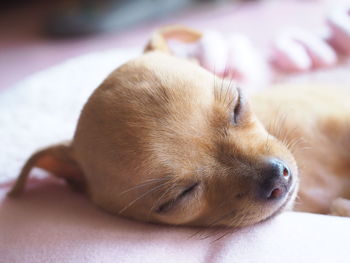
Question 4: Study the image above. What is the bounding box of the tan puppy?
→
[8,27,350,227]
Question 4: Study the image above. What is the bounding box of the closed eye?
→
[155,183,199,214]
[232,88,242,125]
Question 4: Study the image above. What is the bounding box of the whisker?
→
[118,181,171,214]
[220,67,227,102]
[264,133,271,154]
[148,184,177,216]
[119,177,169,196]
[267,108,289,141]
[209,213,252,242]
[211,227,236,242]
[226,77,234,109]
[189,209,237,240]
[223,78,233,108]
[284,137,308,154]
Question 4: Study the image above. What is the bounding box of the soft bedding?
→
[1,48,350,263]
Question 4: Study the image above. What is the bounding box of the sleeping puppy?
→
[8,27,350,227]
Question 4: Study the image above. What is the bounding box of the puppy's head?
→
[9,27,298,228]
[72,51,298,227]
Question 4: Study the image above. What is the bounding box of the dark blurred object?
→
[0,0,44,9]
[0,0,259,37]
[44,0,257,37]
[0,0,25,9]
[44,0,197,37]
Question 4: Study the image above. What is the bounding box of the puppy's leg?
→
[330,198,350,217]
[8,142,84,197]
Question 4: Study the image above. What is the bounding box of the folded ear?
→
[144,25,202,53]
[8,141,85,197]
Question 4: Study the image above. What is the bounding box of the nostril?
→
[283,167,289,177]
[268,187,283,199]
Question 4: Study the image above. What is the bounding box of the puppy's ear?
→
[144,25,202,53]
[8,141,85,197]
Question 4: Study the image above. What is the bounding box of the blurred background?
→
[0,0,337,90]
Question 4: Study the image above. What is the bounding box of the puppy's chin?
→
[259,182,298,223]
[197,176,298,229]
[232,180,299,228]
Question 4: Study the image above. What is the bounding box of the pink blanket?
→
[1,177,350,263]
[1,36,350,263]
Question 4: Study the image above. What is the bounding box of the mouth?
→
[243,174,298,227]
[220,179,297,228]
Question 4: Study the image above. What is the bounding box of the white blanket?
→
[0,48,139,183]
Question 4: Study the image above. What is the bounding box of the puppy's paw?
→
[330,198,350,217]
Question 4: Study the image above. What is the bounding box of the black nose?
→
[258,158,291,201]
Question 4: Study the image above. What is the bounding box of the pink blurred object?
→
[327,2,350,55]
[168,31,270,93]
[196,31,229,75]
[167,39,199,59]
[290,29,337,68]
[225,34,270,90]
[271,29,337,72]
[270,35,312,73]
